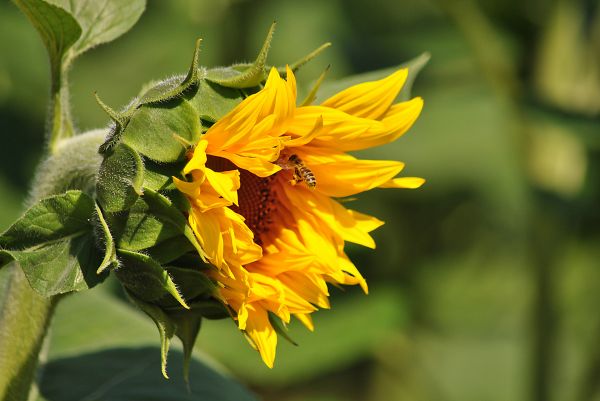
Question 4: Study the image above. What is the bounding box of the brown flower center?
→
[206,156,279,241]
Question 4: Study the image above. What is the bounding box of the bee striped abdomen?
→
[288,154,317,189]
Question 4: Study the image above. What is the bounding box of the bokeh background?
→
[1,1,600,400]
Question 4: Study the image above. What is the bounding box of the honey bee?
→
[287,154,317,189]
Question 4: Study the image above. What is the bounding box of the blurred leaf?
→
[0,190,107,296]
[197,286,406,386]
[48,0,145,61]
[45,289,257,401]
[96,143,144,213]
[12,0,81,80]
[316,52,430,102]
[40,347,257,401]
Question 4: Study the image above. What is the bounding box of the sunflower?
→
[174,66,424,368]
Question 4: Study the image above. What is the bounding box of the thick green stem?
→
[0,131,105,401]
[0,266,56,401]
[47,65,75,153]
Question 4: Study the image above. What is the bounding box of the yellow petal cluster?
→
[175,66,423,367]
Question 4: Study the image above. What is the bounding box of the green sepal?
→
[316,52,431,102]
[276,42,331,75]
[205,21,276,88]
[0,190,108,296]
[146,236,195,265]
[125,290,176,379]
[94,203,117,274]
[122,99,202,162]
[186,299,230,320]
[190,80,244,123]
[116,249,189,309]
[168,311,202,385]
[165,266,216,301]
[268,312,298,346]
[106,197,181,252]
[96,143,144,213]
[143,158,185,192]
[139,39,204,105]
[300,64,330,106]
[141,189,206,261]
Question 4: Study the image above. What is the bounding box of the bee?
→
[287,154,317,189]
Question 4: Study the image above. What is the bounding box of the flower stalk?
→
[0,266,56,401]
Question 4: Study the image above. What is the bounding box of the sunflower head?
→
[93,23,425,378]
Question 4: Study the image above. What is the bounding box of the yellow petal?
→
[294,313,315,331]
[379,177,425,189]
[204,168,240,205]
[299,148,405,197]
[321,68,408,120]
[183,140,209,175]
[244,305,278,368]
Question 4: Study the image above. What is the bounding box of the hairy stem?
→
[0,130,106,401]
[0,266,56,401]
[47,65,75,154]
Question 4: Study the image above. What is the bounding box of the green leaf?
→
[96,143,144,213]
[0,190,107,296]
[122,99,202,162]
[12,0,82,83]
[48,0,145,61]
[116,249,189,309]
[316,52,430,102]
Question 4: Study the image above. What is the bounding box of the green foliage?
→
[47,0,145,62]
[12,0,81,81]
[0,191,107,296]
[12,0,146,151]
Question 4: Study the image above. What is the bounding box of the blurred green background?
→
[2,0,600,400]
